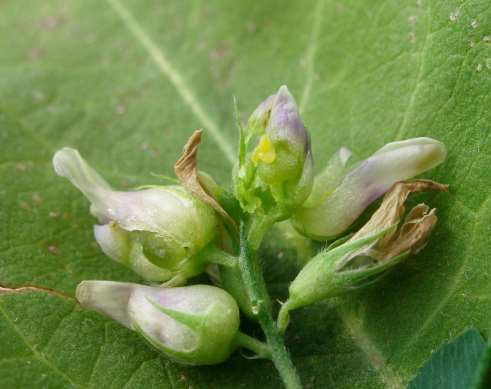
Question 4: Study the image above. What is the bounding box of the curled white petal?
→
[294,137,447,239]
[76,280,137,328]
[53,148,112,219]
[94,223,172,281]
[93,223,130,264]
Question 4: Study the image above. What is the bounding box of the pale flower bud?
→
[293,137,447,239]
[76,281,240,365]
[235,86,313,217]
[278,180,448,333]
[53,148,218,284]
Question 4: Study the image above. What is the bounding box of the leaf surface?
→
[1,0,490,388]
[407,328,488,389]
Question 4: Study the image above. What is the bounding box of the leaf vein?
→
[86,322,108,385]
[299,0,325,113]
[121,357,162,389]
[0,301,84,388]
[104,0,235,163]
[337,308,405,388]
[41,305,77,352]
[393,1,432,139]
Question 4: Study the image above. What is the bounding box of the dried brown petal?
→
[174,129,237,232]
[351,179,447,243]
[349,179,447,261]
[380,206,438,260]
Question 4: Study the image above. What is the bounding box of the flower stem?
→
[277,300,293,335]
[204,246,238,267]
[238,221,302,389]
[236,332,272,359]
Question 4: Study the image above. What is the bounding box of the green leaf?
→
[407,328,489,389]
[474,343,491,389]
[0,0,490,388]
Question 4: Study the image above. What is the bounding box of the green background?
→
[0,0,490,387]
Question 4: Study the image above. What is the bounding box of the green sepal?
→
[325,233,354,251]
[146,297,204,330]
[338,250,410,290]
[234,96,247,168]
[328,224,397,271]
[286,224,397,310]
[277,225,397,334]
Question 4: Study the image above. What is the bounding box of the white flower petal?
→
[76,280,138,328]
[294,138,447,239]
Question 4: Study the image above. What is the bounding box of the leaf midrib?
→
[104,0,236,164]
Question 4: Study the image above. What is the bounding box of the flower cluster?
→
[53,86,447,375]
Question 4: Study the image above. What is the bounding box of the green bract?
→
[76,281,240,365]
[234,86,313,219]
[53,148,218,284]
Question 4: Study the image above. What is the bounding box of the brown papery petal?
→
[351,179,448,246]
[380,207,438,260]
[174,129,237,232]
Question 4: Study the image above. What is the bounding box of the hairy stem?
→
[238,221,302,389]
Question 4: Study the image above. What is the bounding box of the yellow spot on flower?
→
[252,135,276,164]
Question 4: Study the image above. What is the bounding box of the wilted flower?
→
[278,180,448,333]
[53,148,218,284]
[293,138,447,240]
[234,85,313,218]
[76,281,241,365]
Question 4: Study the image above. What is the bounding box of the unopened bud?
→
[235,86,313,217]
[76,281,240,365]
